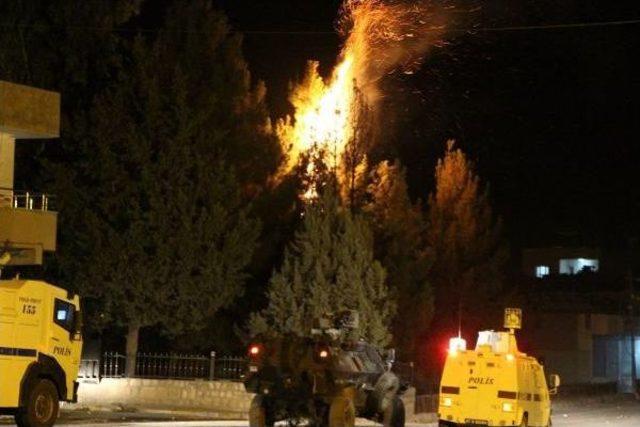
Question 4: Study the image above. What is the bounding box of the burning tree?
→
[275,0,447,202]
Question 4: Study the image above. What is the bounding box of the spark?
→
[275,0,446,201]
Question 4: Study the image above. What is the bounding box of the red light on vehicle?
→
[314,344,331,362]
[249,344,261,357]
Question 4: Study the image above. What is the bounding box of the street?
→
[550,398,640,426]
[2,399,640,427]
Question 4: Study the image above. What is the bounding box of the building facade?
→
[517,246,639,392]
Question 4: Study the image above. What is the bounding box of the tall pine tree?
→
[426,141,506,336]
[365,160,433,360]
[50,0,278,372]
[250,187,395,347]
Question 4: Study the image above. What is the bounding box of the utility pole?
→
[627,237,639,399]
[629,271,638,398]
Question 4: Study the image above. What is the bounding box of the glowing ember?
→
[276,0,446,200]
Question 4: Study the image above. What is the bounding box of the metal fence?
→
[78,359,101,382]
[80,352,414,386]
[213,355,247,381]
[101,352,126,378]
[135,352,211,379]
[79,351,247,382]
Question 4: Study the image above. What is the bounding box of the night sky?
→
[217,0,640,250]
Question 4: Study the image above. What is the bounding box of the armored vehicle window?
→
[54,299,75,332]
[348,347,383,373]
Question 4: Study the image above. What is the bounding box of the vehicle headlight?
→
[502,402,514,412]
[443,397,453,407]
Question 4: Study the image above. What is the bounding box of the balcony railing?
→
[0,188,54,211]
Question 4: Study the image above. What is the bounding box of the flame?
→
[276,0,446,200]
[278,57,356,175]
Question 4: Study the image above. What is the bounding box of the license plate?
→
[249,365,258,372]
[464,419,488,425]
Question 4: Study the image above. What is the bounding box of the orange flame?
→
[276,0,446,200]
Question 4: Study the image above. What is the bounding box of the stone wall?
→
[75,378,417,420]
[76,379,253,419]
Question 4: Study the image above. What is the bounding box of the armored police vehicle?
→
[438,309,560,427]
[244,311,406,427]
[0,279,83,427]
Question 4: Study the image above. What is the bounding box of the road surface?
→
[2,399,640,426]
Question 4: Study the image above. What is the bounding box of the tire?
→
[14,379,59,427]
[329,395,356,427]
[374,372,400,414]
[520,413,528,427]
[383,397,405,427]
[249,395,274,427]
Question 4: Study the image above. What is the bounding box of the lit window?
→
[559,258,599,275]
[535,265,550,278]
[53,299,75,332]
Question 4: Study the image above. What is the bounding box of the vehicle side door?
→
[48,297,79,400]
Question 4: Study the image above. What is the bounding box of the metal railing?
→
[213,355,247,380]
[93,351,247,381]
[136,352,210,379]
[13,191,52,211]
[0,187,54,211]
[87,352,409,386]
[78,359,101,382]
[102,352,126,378]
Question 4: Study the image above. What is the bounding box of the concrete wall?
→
[76,379,254,419]
[0,80,60,139]
[75,378,416,419]
[529,312,631,384]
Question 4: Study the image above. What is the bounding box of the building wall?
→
[0,132,15,203]
[527,312,627,384]
[522,247,601,277]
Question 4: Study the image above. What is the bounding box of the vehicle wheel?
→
[383,396,405,427]
[374,372,400,413]
[249,395,274,427]
[14,379,59,427]
[520,413,528,427]
[312,401,330,427]
[329,395,356,427]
